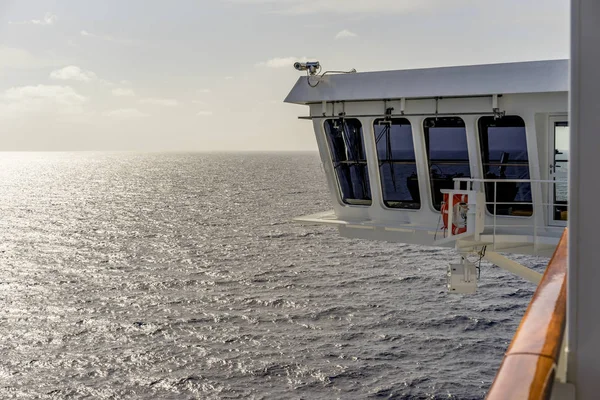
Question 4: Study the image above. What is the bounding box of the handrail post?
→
[448,192,454,238]
[493,181,497,248]
[533,181,539,252]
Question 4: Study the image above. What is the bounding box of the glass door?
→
[549,119,569,225]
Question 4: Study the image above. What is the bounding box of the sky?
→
[0,0,569,151]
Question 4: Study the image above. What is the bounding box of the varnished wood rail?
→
[486,229,568,400]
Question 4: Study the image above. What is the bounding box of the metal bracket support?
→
[482,251,542,284]
[492,94,506,119]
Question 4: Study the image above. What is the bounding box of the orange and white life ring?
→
[441,193,469,235]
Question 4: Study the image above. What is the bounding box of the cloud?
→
[140,98,179,107]
[197,111,214,116]
[9,12,57,25]
[335,29,357,39]
[50,66,98,82]
[223,0,457,14]
[256,56,309,68]
[80,30,136,45]
[0,85,87,118]
[0,46,64,69]
[112,88,135,97]
[198,88,211,94]
[224,76,234,80]
[103,108,149,119]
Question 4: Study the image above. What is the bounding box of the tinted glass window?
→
[554,122,569,203]
[553,121,569,221]
[373,118,420,209]
[478,116,532,215]
[424,117,470,210]
[324,118,372,205]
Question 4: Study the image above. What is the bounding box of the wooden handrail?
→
[486,229,568,400]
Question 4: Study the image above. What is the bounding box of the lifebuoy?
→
[441,193,469,235]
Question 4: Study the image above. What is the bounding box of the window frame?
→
[477,115,534,218]
[322,118,372,207]
[548,115,569,226]
[372,117,421,210]
[423,116,471,211]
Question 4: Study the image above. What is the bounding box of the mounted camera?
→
[293,61,321,75]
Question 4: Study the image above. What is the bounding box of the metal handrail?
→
[440,177,567,249]
[454,178,560,183]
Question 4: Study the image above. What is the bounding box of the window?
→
[552,121,569,221]
[424,117,471,210]
[478,116,532,216]
[324,118,372,205]
[373,118,420,209]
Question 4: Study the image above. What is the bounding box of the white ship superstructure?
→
[286,59,568,293]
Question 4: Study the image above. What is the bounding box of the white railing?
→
[444,178,567,250]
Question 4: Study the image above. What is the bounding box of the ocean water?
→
[0,152,547,399]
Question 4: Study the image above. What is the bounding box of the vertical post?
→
[524,115,544,233]
[448,193,454,238]
[533,181,539,252]
[362,117,382,212]
[410,117,430,215]
[568,0,600,395]
[493,181,497,247]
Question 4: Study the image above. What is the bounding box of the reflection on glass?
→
[424,117,471,210]
[553,122,569,221]
[479,116,532,216]
[373,118,420,209]
[324,118,372,206]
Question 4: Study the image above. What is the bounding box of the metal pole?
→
[493,181,497,248]
[298,111,501,120]
[448,193,454,238]
[483,251,542,284]
[533,181,539,252]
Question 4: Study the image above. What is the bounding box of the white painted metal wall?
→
[303,93,567,255]
[567,0,600,397]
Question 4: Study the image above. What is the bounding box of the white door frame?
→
[548,115,569,226]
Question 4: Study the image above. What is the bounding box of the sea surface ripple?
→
[0,152,547,399]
